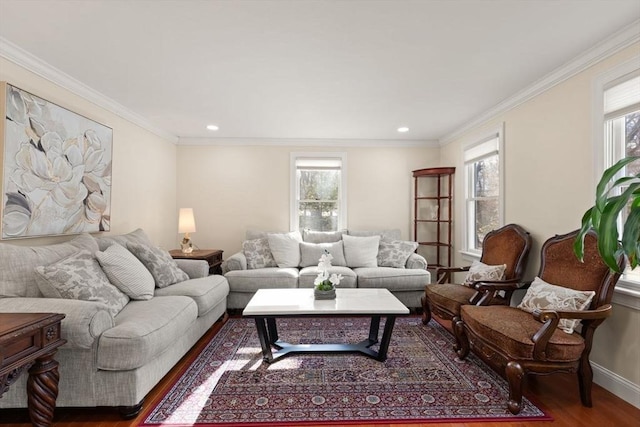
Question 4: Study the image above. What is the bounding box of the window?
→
[463,127,504,255]
[601,70,640,282]
[290,152,347,232]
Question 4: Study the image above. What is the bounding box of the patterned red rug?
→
[140,316,551,426]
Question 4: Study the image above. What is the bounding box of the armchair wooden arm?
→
[435,265,471,284]
[473,278,526,305]
[530,305,613,360]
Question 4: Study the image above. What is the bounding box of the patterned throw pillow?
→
[34,250,129,318]
[127,243,189,288]
[243,238,278,269]
[463,260,506,285]
[377,239,419,268]
[517,277,596,334]
[299,241,347,267]
[96,243,155,300]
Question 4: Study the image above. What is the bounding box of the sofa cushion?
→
[354,267,430,291]
[298,266,357,288]
[425,283,478,316]
[377,239,419,268]
[94,228,153,251]
[127,242,189,288]
[154,275,229,316]
[299,241,347,267]
[34,250,130,318]
[243,238,278,269]
[95,243,155,300]
[343,234,380,268]
[517,276,596,334]
[349,229,402,240]
[302,229,345,243]
[225,268,299,292]
[461,305,586,362]
[0,233,98,298]
[267,231,302,268]
[97,296,198,370]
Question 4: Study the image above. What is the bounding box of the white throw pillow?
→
[96,243,155,300]
[517,276,596,334]
[342,234,380,268]
[299,241,347,267]
[463,260,506,285]
[267,231,303,268]
[34,250,129,318]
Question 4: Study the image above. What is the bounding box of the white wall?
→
[176,144,439,255]
[440,42,640,405]
[0,57,178,249]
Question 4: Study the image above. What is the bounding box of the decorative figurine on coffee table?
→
[313,250,343,300]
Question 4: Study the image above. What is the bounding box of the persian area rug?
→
[140,317,550,426]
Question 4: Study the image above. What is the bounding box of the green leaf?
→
[574,207,595,262]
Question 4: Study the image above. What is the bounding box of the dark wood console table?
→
[0,313,66,427]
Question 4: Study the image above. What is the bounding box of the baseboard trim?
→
[593,361,640,408]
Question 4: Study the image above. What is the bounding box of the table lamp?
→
[178,208,196,254]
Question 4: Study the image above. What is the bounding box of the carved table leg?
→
[27,351,60,427]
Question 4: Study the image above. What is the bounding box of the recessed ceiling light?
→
[397,127,409,133]
[206,124,219,131]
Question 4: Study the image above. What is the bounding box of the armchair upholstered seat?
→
[453,230,623,414]
[421,224,532,325]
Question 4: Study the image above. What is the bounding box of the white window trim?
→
[461,123,505,260]
[289,152,347,232]
[592,54,640,309]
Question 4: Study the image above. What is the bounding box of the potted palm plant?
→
[574,156,640,272]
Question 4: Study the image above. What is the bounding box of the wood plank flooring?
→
[1,314,639,427]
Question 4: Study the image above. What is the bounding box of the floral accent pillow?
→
[377,239,419,268]
[127,243,189,288]
[34,250,129,318]
[463,260,506,285]
[517,277,596,334]
[243,238,278,269]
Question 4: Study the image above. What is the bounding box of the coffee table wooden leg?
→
[368,316,381,344]
[26,351,60,427]
[254,318,273,362]
[377,316,397,361]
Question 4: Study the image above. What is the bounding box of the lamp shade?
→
[178,208,196,233]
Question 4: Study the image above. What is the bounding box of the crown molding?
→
[0,37,179,144]
[178,137,439,148]
[439,19,640,146]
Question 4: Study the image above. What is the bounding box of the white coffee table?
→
[242,288,409,363]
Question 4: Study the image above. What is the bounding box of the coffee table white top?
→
[242,288,409,316]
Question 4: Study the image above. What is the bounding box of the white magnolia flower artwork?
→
[1,84,113,238]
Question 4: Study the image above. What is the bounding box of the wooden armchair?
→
[421,223,532,325]
[453,230,624,414]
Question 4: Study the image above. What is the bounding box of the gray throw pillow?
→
[342,234,380,268]
[96,243,155,300]
[267,231,302,268]
[34,250,129,318]
[243,238,278,269]
[377,239,419,268]
[302,229,345,243]
[299,241,347,267]
[127,243,189,288]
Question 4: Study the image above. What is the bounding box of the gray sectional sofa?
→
[0,229,229,417]
[222,229,431,309]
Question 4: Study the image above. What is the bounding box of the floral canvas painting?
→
[1,83,112,239]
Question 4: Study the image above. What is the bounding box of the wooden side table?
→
[170,249,224,275]
[0,312,66,427]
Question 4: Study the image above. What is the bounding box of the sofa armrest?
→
[175,259,209,279]
[222,251,247,273]
[0,297,114,349]
[406,253,427,270]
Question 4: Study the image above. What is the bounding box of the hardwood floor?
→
[1,314,639,427]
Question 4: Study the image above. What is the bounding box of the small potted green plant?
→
[574,156,640,272]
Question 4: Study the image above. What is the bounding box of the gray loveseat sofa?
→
[0,229,229,417]
[223,229,431,309]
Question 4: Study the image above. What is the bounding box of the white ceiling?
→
[0,0,639,143]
